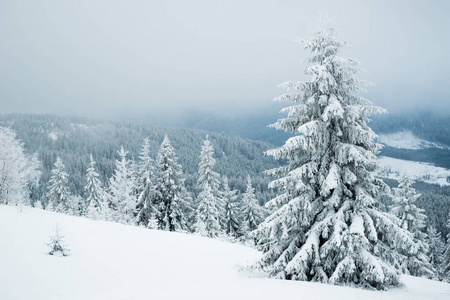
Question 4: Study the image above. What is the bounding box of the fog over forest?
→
[1,0,449,122]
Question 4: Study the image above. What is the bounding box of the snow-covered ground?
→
[378,131,448,150]
[70,123,89,130]
[377,156,450,186]
[375,131,450,185]
[1,205,449,300]
[48,131,58,141]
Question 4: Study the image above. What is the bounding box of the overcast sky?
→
[1,0,449,120]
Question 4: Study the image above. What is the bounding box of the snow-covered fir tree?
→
[47,157,71,213]
[136,138,159,227]
[155,135,191,232]
[195,135,224,234]
[70,195,86,216]
[0,126,40,206]
[241,175,265,236]
[426,226,445,279]
[84,154,105,219]
[442,213,450,282]
[390,176,434,277]
[197,135,221,193]
[252,22,418,289]
[108,146,135,224]
[390,176,425,231]
[129,158,139,201]
[221,177,241,237]
[195,184,221,237]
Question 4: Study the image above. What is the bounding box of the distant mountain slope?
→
[155,110,450,169]
[372,113,450,169]
[148,110,450,145]
[371,112,450,147]
[378,131,449,150]
[151,109,294,147]
[1,205,449,300]
[377,156,450,186]
[0,114,282,205]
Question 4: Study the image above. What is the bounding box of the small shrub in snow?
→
[47,224,70,257]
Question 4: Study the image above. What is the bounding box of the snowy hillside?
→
[377,156,450,186]
[1,205,449,300]
[378,131,448,150]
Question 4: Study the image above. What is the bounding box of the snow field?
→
[377,156,450,186]
[377,131,448,150]
[1,205,449,300]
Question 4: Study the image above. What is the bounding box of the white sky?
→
[1,0,449,119]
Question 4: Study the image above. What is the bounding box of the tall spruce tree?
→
[426,226,445,279]
[196,135,223,235]
[108,146,135,224]
[47,157,71,213]
[84,154,105,219]
[195,184,221,237]
[155,135,191,232]
[197,135,221,193]
[442,213,450,282]
[390,176,434,277]
[252,22,417,289]
[0,126,40,206]
[129,158,139,202]
[241,175,265,236]
[136,138,159,227]
[221,177,241,237]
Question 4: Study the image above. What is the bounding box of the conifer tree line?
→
[43,133,266,239]
[0,113,278,210]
